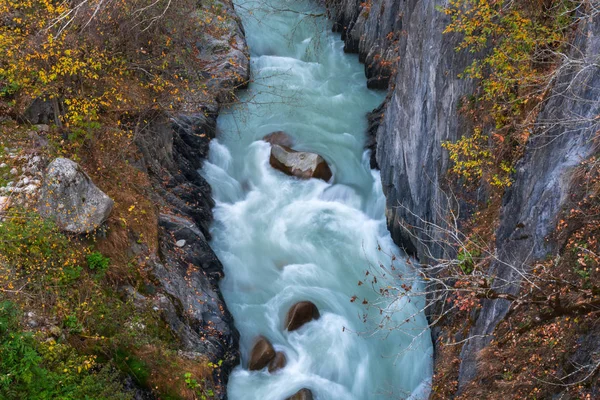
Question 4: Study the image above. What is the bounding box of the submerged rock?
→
[38,158,113,233]
[248,335,276,371]
[268,351,287,373]
[269,144,332,182]
[286,388,314,400]
[285,301,320,331]
[263,131,295,148]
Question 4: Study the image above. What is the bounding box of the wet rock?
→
[269,145,332,182]
[248,335,276,371]
[38,158,114,233]
[268,351,287,373]
[286,388,314,400]
[285,301,320,331]
[263,131,295,148]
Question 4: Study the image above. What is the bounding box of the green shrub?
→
[0,301,132,400]
[0,209,81,288]
[87,251,110,276]
[114,348,151,387]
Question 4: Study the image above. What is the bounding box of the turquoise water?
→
[202,1,433,398]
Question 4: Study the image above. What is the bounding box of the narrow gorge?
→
[1,0,599,399]
[202,1,432,398]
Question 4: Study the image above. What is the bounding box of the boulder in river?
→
[38,158,114,233]
[263,131,295,148]
[286,388,314,400]
[248,335,276,371]
[269,144,332,182]
[268,351,287,373]
[285,301,320,332]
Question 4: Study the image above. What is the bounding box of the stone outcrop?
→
[328,0,478,261]
[269,145,333,182]
[130,0,250,397]
[38,157,114,233]
[328,0,403,89]
[326,0,600,392]
[285,301,320,331]
[248,336,276,371]
[457,15,600,387]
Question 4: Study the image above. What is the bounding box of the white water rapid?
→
[202,0,433,398]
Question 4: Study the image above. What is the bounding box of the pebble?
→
[0,196,10,212]
[175,239,187,247]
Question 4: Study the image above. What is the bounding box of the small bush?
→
[87,251,110,276]
[0,301,132,400]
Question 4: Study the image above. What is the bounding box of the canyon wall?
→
[327,0,600,390]
[133,1,250,397]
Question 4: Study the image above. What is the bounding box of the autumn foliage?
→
[441,0,575,189]
[0,0,238,398]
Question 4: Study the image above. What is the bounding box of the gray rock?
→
[22,98,55,125]
[332,0,600,391]
[38,158,114,233]
[269,145,332,182]
[458,15,600,388]
[35,124,50,132]
[175,239,187,247]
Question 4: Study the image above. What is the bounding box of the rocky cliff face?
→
[328,0,476,261]
[458,15,600,386]
[132,1,250,397]
[327,0,600,391]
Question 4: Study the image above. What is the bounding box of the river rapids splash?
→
[202,0,433,398]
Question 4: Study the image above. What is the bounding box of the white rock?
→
[0,196,10,212]
[175,239,186,247]
[23,184,38,193]
[10,168,18,175]
[38,158,114,233]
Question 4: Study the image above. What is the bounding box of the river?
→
[202,0,433,398]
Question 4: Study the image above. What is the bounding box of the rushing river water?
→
[202,0,433,398]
